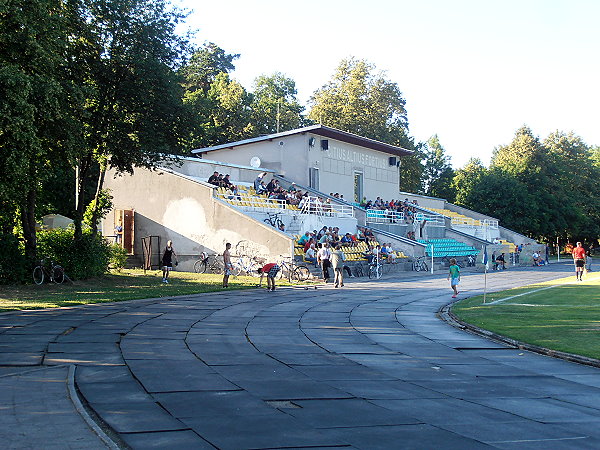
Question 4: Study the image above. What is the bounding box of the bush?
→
[0,233,28,284]
[37,228,112,280]
[108,243,128,270]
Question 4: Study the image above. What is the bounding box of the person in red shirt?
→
[258,262,281,291]
[572,242,587,281]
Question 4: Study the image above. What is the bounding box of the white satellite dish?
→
[250,156,261,168]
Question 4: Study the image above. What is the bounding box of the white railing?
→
[451,217,499,229]
[300,196,354,218]
[366,209,445,227]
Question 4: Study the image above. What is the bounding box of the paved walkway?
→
[2,263,600,449]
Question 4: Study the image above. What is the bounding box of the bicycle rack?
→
[141,236,161,272]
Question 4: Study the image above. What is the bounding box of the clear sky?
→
[175,0,599,168]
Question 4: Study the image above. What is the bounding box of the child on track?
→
[258,262,281,291]
[447,258,460,298]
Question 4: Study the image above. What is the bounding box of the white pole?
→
[430,243,434,274]
[483,245,488,303]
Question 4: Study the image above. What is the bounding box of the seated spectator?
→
[305,244,317,266]
[222,174,238,194]
[304,237,316,253]
[340,233,353,247]
[384,243,397,263]
[254,172,267,193]
[297,232,311,246]
[256,180,267,195]
[357,227,367,241]
[266,178,279,193]
[208,171,220,186]
[532,251,544,266]
[495,253,506,270]
[363,227,376,242]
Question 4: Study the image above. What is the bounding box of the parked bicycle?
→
[193,252,224,274]
[368,257,383,279]
[232,255,261,277]
[264,212,285,229]
[412,256,429,272]
[33,259,65,285]
[276,258,311,282]
[353,264,364,277]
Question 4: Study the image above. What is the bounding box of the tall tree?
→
[0,0,82,260]
[309,57,419,190]
[421,135,455,200]
[491,126,566,239]
[250,72,304,135]
[543,131,600,240]
[74,0,191,235]
[179,42,239,93]
[309,58,408,140]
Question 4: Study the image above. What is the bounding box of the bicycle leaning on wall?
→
[193,252,224,274]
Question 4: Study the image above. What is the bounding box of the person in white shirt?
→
[317,242,332,282]
[305,244,317,266]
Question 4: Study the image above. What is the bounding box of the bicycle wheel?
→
[354,265,364,277]
[413,261,421,272]
[368,265,375,279]
[194,260,207,273]
[292,266,310,282]
[420,261,429,272]
[374,265,382,279]
[52,265,65,284]
[33,266,45,285]
[211,261,224,274]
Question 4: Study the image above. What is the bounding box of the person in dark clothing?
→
[162,240,178,283]
[208,171,220,186]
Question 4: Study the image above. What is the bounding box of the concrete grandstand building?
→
[102,125,542,272]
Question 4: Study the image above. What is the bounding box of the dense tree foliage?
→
[1,1,598,282]
[250,73,305,135]
[452,128,600,242]
[421,135,454,201]
[308,58,422,191]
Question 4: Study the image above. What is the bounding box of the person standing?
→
[161,240,178,283]
[447,258,460,298]
[572,242,587,281]
[331,244,346,288]
[258,262,281,291]
[317,242,332,283]
[223,243,232,288]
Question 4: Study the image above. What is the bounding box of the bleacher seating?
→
[428,208,483,226]
[418,238,479,257]
[498,239,517,253]
[292,235,407,263]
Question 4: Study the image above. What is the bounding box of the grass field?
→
[0,269,307,313]
[452,273,600,360]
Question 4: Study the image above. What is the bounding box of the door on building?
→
[309,167,319,190]
[115,209,135,255]
[354,172,363,203]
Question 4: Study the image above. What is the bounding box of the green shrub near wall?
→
[37,228,118,280]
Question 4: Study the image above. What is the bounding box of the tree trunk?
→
[73,153,92,241]
[90,165,106,235]
[21,188,37,263]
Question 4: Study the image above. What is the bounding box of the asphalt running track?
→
[2,263,600,449]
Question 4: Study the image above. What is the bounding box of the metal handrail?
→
[299,196,355,218]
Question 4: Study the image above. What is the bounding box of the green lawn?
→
[0,269,307,312]
[452,273,600,360]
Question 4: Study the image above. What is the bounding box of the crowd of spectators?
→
[296,227,400,265]
[361,196,420,224]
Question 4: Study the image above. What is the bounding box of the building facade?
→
[192,125,412,204]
